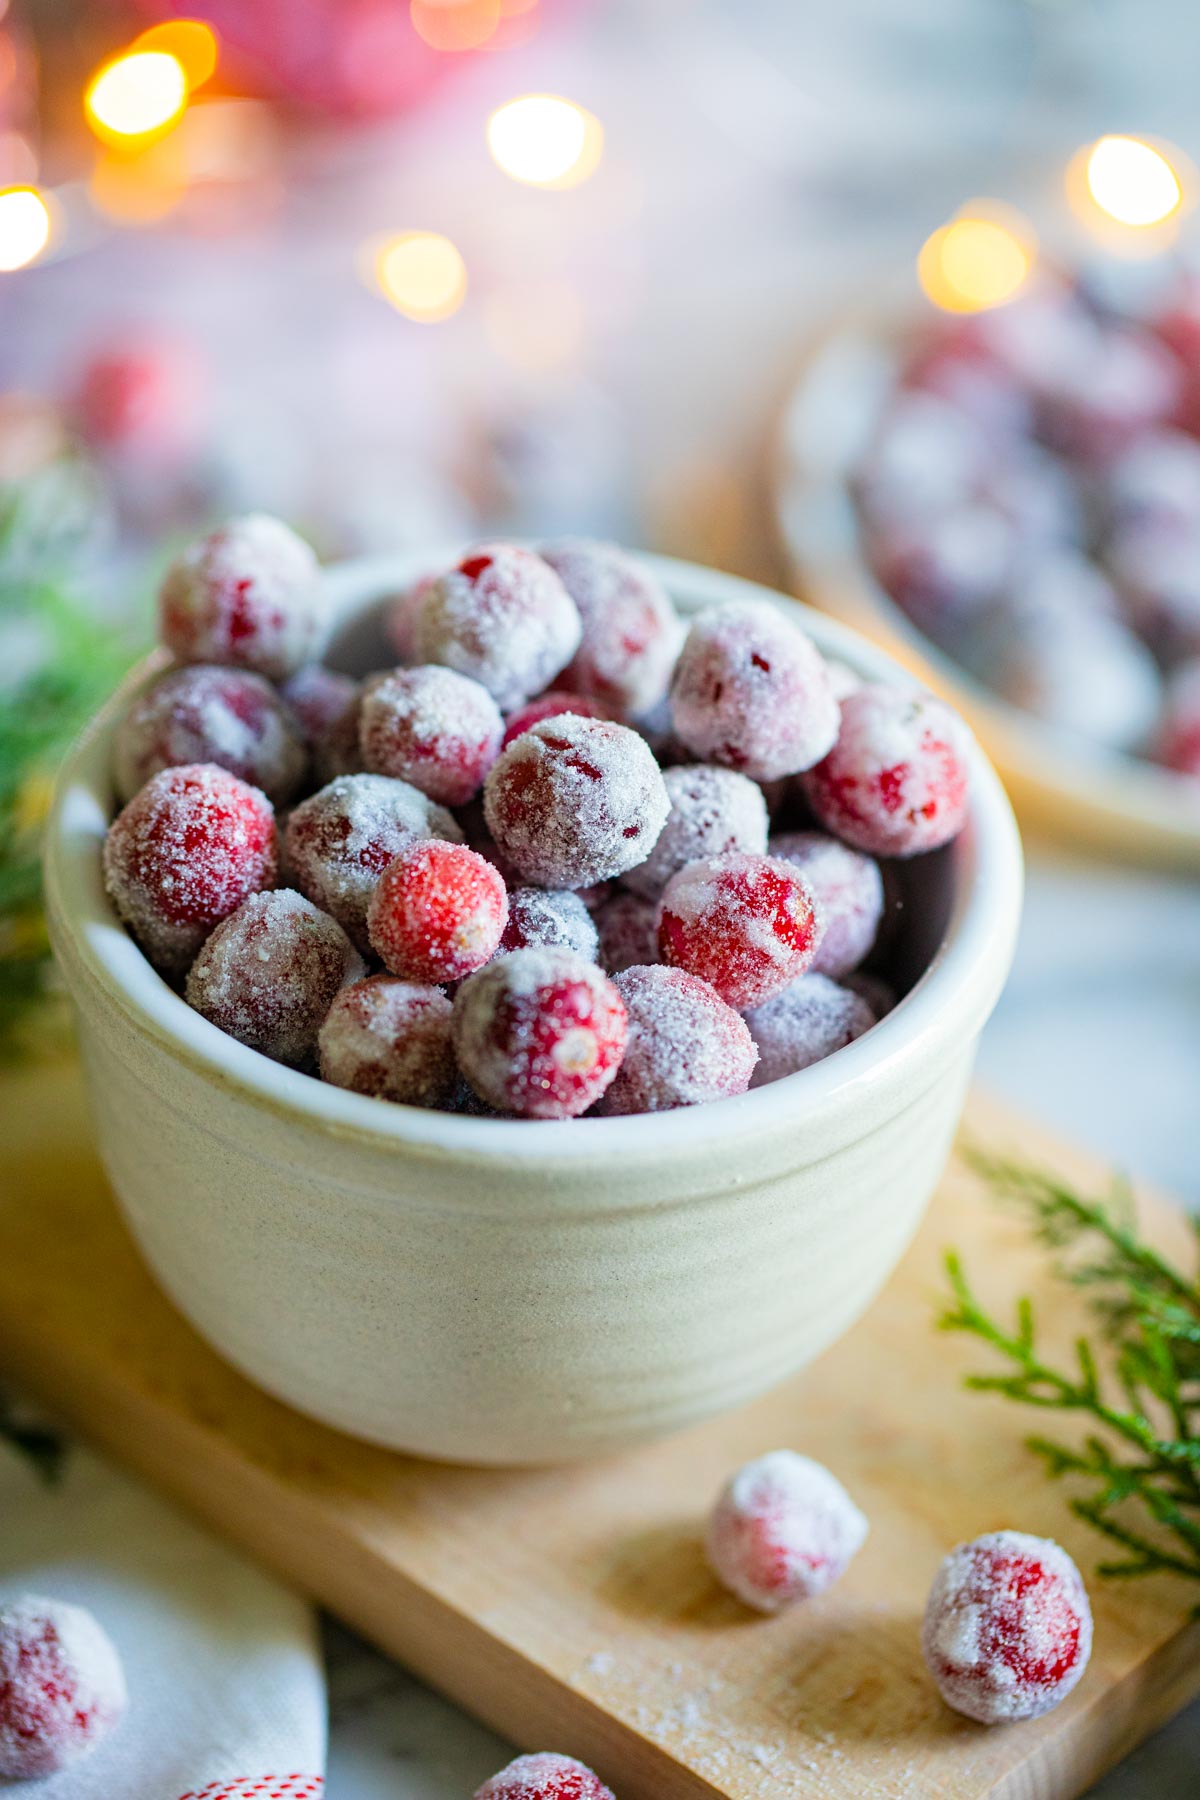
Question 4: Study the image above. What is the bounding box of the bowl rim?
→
[772,311,1200,863]
[45,549,1023,1165]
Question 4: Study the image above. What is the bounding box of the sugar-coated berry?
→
[104,763,276,976]
[286,773,462,951]
[484,714,670,889]
[502,689,612,750]
[159,514,326,681]
[745,973,876,1086]
[498,887,600,962]
[1110,521,1200,666]
[865,504,1016,644]
[706,1449,869,1612]
[595,965,757,1114]
[768,832,883,979]
[282,664,359,748]
[474,1752,616,1800]
[453,949,627,1119]
[803,684,971,858]
[416,544,582,709]
[541,538,683,717]
[657,852,821,1010]
[1159,659,1200,777]
[669,601,840,781]
[359,664,504,806]
[367,841,508,983]
[186,889,364,1065]
[319,976,457,1107]
[386,573,436,663]
[114,664,307,807]
[0,1594,127,1777]
[990,607,1161,753]
[595,890,659,975]
[922,1530,1093,1724]
[623,765,769,900]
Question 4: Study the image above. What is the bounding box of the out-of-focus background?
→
[1,2,1198,1789]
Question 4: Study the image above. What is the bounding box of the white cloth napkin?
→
[0,1433,326,1797]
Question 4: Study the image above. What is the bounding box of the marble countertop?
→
[322,848,1200,1797]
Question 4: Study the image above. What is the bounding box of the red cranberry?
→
[453,949,627,1119]
[744,973,876,1085]
[359,664,504,806]
[802,684,971,858]
[115,664,307,807]
[319,975,457,1107]
[474,1753,615,1800]
[0,1594,127,1777]
[415,544,581,708]
[657,852,821,1010]
[104,762,277,975]
[159,514,326,680]
[498,887,599,962]
[484,714,669,889]
[706,1449,868,1612]
[669,601,839,781]
[1159,658,1200,777]
[186,889,364,1065]
[594,965,757,1114]
[922,1530,1093,1724]
[622,764,768,899]
[595,890,659,976]
[768,832,883,978]
[367,841,508,984]
[541,538,683,717]
[502,689,613,750]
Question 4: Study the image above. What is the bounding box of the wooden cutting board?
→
[2,1057,1198,1800]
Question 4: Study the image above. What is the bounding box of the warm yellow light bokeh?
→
[133,20,219,91]
[0,186,51,272]
[1085,135,1182,228]
[917,207,1033,313]
[371,231,467,322]
[85,50,188,145]
[487,95,602,188]
[410,0,501,51]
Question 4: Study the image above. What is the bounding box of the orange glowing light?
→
[0,185,51,272]
[367,230,468,322]
[410,0,501,51]
[85,50,188,146]
[90,138,186,225]
[133,20,219,92]
[917,203,1034,314]
[1084,135,1182,227]
[487,95,602,189]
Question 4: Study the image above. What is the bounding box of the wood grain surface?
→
[2,1057,1197,1800]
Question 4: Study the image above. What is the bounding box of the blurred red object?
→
[70,336,208,463]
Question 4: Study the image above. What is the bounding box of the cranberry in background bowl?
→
[44,551,1021,1465]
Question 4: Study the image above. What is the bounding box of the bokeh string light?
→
[0,184,50,271]
[365,230,468,322]
[1081,134,1184,227]
[917,202,1035,313]
[487,95,602,188]
[131,20,219,93]
[85,49,188,146]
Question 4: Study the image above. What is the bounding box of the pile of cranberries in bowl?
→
[853,268,1200,778]
[101,516,974,1121]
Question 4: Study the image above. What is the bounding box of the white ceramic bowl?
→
[45,552,1022,1465]
[773,320,1200,869]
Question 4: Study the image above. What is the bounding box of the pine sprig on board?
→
[940,1150,1200,1589]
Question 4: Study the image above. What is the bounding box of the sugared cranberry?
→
[104,763,276,975]
[623,764,769,901]
[484,714,669,889]
[359,664,504,806]
[502,689,613,750]
[706,1450,868,1613]
[115,664,307,807]
[286,773,461,951]
[922,1530,1093,1724]
[744,973,876,1085]
[768,832,883,978]
[159,514,326,680]
[186,889,364,1065]
[657,852,820,1010]
[854,390,993,527]
[0,1594,127,1777]
[1110,521,1200,665]
[1159,659,1200,777]
[989,606,1161,752]
[319,975,457,1107]
[1104,428,1200,535]
[474,1752,615,1800]
[669,601,839,781]
[803,684,971,858]
[541,538,683,717]
[865,503,1017,645]
[367,841,508,983]
[283,666,364,784]
[386,573,436,663]
[498,886,600,962]
[594,965,756,1114]
[416,544,581,708]
[1037,324,1181,465]
[453,949,627,1119]
[595,890,659,976]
